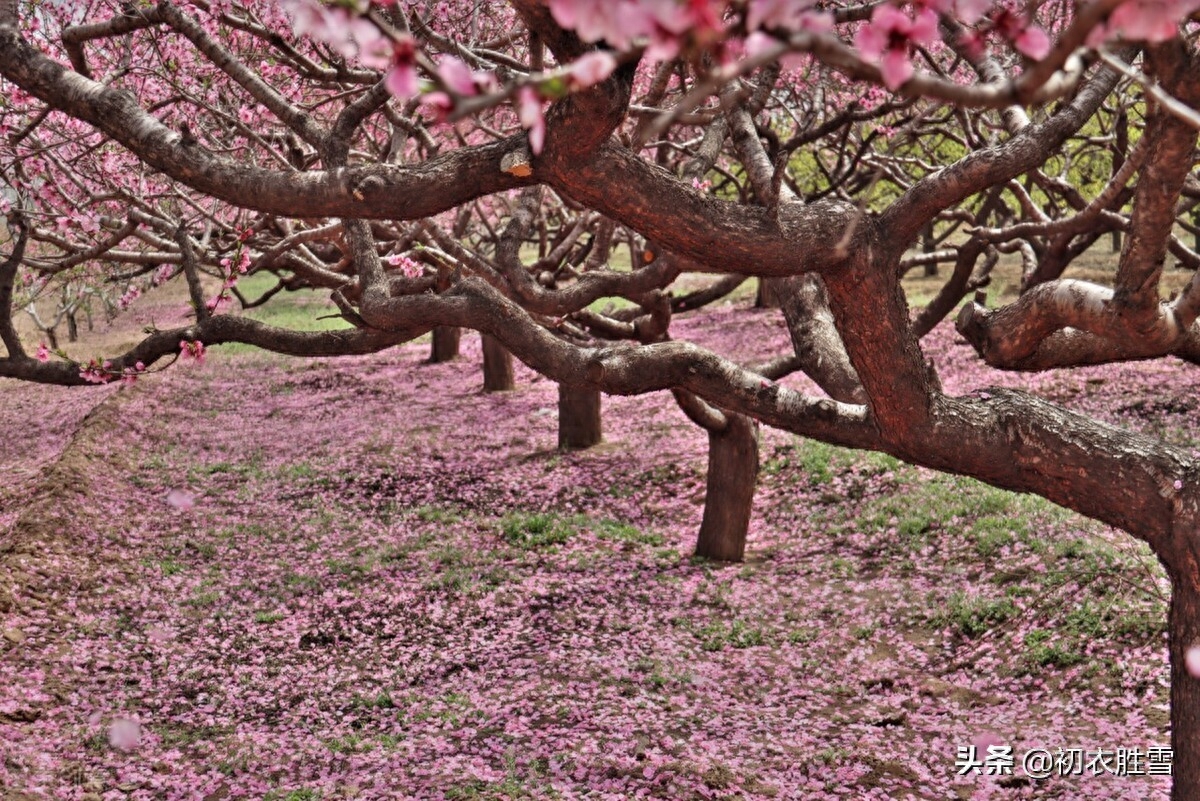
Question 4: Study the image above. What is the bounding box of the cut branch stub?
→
[501,142,534,177]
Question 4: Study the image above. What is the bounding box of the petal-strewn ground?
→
[1,308,1190,800]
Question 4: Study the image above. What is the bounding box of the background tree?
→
[5,0,1200,795]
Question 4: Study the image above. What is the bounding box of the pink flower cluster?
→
[853,1,1049,91]
[549,0,725,60]
[117,285,142,311]
[179,339,206,365]
[854,5,941,90]
[78,358,146,385]
[385,253,424,279]
[208,247,252,313]
[1100,0,1200,42]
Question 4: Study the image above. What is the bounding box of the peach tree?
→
[3,0,1200,794]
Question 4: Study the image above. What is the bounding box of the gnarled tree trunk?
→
[695,412,758,562]
[429,326,461,363]
[481,334,514,391]
[558,383,601,449]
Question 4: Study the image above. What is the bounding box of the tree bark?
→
[921,222,938,276]
[557,383,601,449]
[756,277,782,309]
[429,326,461,363]
[695,413,758,562]
[481,334,514,391]
[1170,565,1200,800]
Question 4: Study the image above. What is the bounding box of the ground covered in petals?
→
[1,302,1192,800]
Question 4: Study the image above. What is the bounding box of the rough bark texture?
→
[777,275,867,403]
[1170,567,1200,801]
[481,334,515,392]
[756,277,783,309]
[557,383,602,450]
[429,326,461,363]
[695,413,758,562]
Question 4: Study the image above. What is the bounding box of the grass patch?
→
[593,518,663,546]
[697,619,767,651]
[938,591,1018,638]
[1023,629,1084,670]
[220,273,352,357]
[500,512,575,549]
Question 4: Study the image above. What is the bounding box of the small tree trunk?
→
[1111,230,1123,253]
[695,413,758,562]
[481,335,515,392]
[1170,573,1200,800]
[429,326,461,363]
[756,277,782,309]
[66,312,78,343]
[557,384,601,450]
[921,223,938,276]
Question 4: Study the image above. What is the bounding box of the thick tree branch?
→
[0,28,531,220]
[0,214,29,358]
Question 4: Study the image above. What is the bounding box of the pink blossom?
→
[385,36,419,100]
[549,0,723,61]
[180,339,206,365]
[568,51,618,89]
[549,0,619,45]
[954,0,993,24]
[35,342,49,363]
[386,63,419,100]
[165,489,195,511]
[1188,646,1200,677]
[747,0,828,32]
[347,17,392,69]
[854,6,939,90]
[419,92,455,122]
[108,718,141,751]
[1109,0,1200,42]
[146,625,173,645]
[1014,26,1050,59]
[283,0,391,68]
[516,86,547,155]
[386,253,424,278]
[990,8,1052,59]
[79,359,110,384]
[437,56,479,96]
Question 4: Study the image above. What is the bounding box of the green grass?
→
[219,272,352,356]
[697,619,767,651]
[500,512,575,549]
[1022,629,1085,670]
[264,790,321,801]
[593,518,662,546]
[937,591,1018,638]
